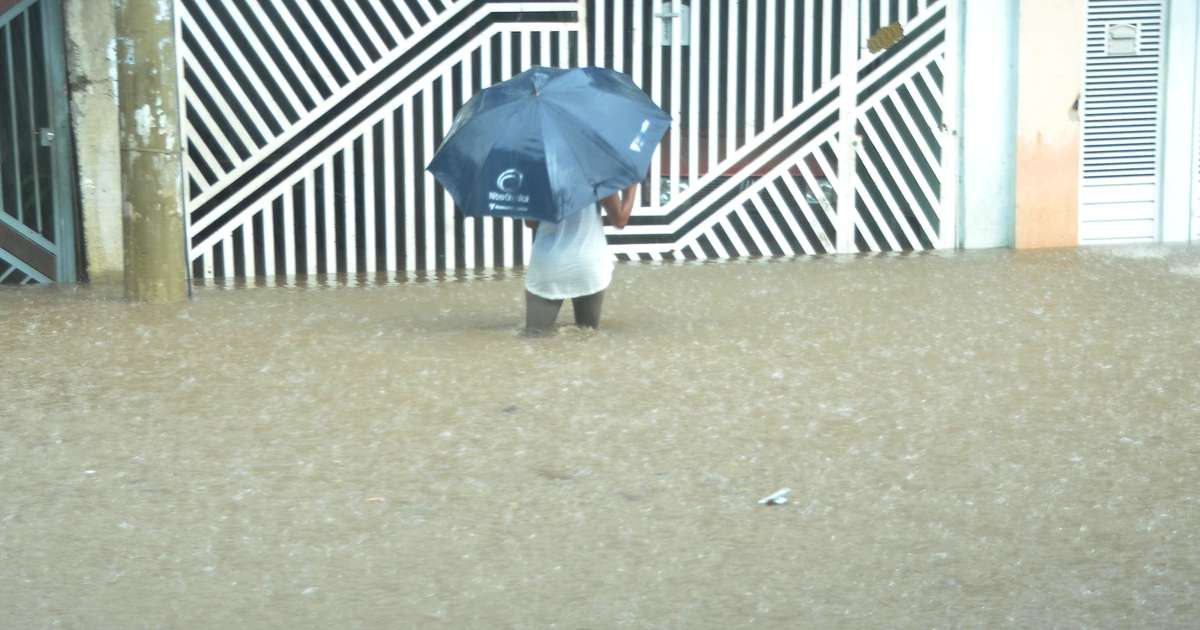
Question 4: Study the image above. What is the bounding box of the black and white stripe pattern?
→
[589,0,847,262]
[852,1,947,251]
[184,1,581,279]
[584,0,845,218]
[652,132,842,261]
[597,0,950,259]
[181,0,464,201]
[182,0,954,280]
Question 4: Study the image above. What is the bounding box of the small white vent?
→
[1105,23,1138,56]
[1080,0,1165,244]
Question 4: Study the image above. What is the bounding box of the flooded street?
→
[2,246,1199,628]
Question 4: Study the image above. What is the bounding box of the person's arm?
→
[601,183,639,229]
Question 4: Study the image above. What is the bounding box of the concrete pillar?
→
[63,0,124,282]
[1014,0,1084,249]
[115,0,187,302]
[1159,0,1199,243]
[957,0,1018,249]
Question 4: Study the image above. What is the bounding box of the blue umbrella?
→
[427,66,671,223]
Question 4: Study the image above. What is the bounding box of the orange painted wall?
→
[1014,0,1085,249]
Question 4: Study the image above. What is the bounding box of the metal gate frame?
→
[180,0,585,280]
[0,0,77,284]
[178,0,959,280]
[584,0,959,261]
[843,0,960,253]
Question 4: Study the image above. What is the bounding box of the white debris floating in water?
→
[758,488,791,506]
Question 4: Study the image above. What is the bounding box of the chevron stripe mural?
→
[180,0,954,280]
[853,1,949,252]
[592,0,950,260]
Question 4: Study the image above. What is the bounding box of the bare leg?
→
[571,290,605,329]
[525,291,563,335]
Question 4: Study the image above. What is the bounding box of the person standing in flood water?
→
[522,183,638,335]
[426,66,669,334]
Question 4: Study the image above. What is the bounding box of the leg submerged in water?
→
[525,291,563,335]
[571,290,604,329]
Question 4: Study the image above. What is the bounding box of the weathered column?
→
[1014,0,1084,249]
[116,0,187,302]
[64,0,124,283]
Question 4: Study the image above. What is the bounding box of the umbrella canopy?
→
[427,66,671,223]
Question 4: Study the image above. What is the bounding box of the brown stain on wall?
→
[1014,0,1085,249]
[1016,128,1081,248]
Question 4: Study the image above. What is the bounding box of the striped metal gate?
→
[591,0,955,260]
[180,0,956,280]
[850,0,955,253]
[0,0,76,285]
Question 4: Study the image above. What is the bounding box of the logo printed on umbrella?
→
[629,119,651,152]
[489,168,531,214]
[427,66,669,221]
[496,168,524,193]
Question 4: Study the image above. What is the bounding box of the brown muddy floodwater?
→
[2,246,1199,629]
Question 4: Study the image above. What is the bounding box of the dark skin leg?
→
[522,183,638,332]
[571,290,604,328]
[524,290,563,336]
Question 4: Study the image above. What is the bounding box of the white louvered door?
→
[1079,0,1166,244]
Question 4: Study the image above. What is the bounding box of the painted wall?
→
[62,0,123,281]
[957,0,1018,249]
[1014,0,1084,249]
